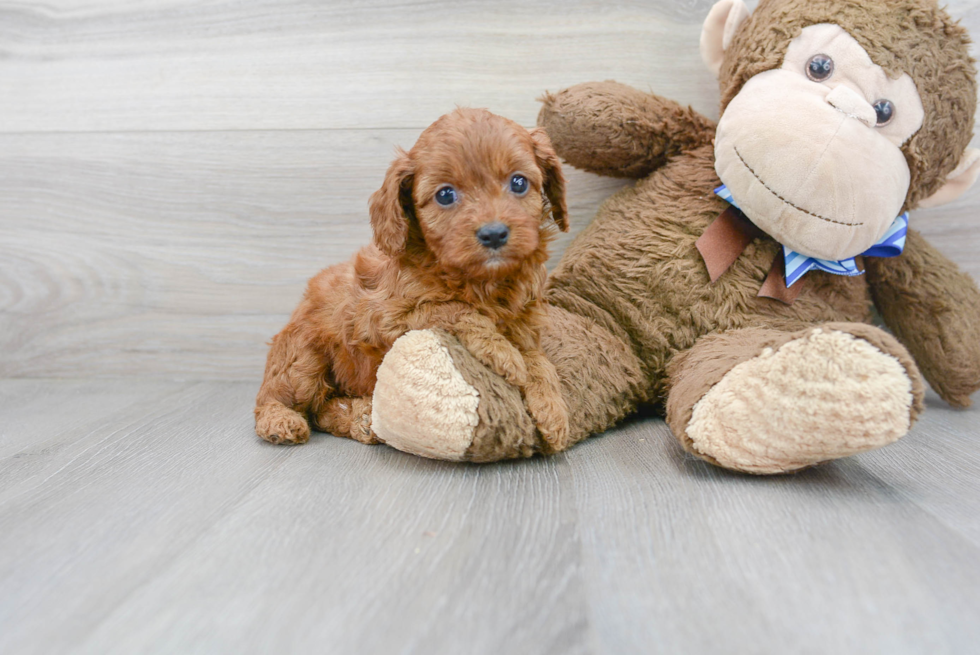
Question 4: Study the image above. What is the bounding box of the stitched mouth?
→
[733,146,864,227]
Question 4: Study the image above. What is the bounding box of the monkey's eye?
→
[509,174,529,196]
[435,186,458,206]
[805,54,834,82]
[873,99,895,126]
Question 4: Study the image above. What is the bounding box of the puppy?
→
[254,108,571,453]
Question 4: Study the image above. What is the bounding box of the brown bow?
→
[695,206,803,305]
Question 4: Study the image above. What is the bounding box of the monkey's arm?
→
[866,229,980,407]
[537,81,716,179]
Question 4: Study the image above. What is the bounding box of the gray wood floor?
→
[3,0,980,653]
[1,381,978,654]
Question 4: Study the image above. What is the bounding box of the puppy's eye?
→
[509,174,528,196]
[873,99,895,126]
[805,54,834,82]
[435,186,458,207]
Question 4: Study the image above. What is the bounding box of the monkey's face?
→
[715,24,924,261]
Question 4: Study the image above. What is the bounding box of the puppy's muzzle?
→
[476,222,509,250]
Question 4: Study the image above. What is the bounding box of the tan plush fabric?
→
[371,330,480,461]
[780,24,924,145]
[684,328,915,474]
[719,0,977,210]
[439,328,542,462]
[714,24,926,260]
[701,0,752,76]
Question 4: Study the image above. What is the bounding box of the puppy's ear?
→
[369,148,415,257]
[529,127,569,232]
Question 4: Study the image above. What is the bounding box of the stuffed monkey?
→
[369,0,980,473]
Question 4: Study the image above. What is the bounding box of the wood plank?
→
[0,378,181,457]
[0,129,628,379]
[0,0,728,132]
[0,381,293,654]
[565,408,980,654]
[3,0,980,381]
[2,0,975,134]
[76,447,591,655]
[0,379,592,655]
[2,127,978,381]
[916,191,980,278]
[857,391,980,549]
[0,380,977,653]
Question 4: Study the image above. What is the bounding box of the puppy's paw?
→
[314,396,379,444]
[525,392,570,454]
[486,347,528,387]
[255,402,311,445]
[350,407,380,445]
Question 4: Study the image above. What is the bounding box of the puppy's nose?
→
[476,222,509,249]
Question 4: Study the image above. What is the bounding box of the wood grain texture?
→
[3,0,976,133]
[1,0,979,380]
[566,408,980,654]
[0,0,725,133]
[0,380,977,654]
[2,3,980,654]
[0,380,591,655]
[0,130,628,378]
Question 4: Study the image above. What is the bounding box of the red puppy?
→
[255,108,571,452]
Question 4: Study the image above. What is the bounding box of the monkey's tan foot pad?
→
[372,329,539,462]
[668,326,923,474]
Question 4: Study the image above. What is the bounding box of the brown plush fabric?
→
[430,329,539,462]
[448,299,650,461]
[393,0,979,473]
[538,303,648,445]
[537,81,716,179]
[545,143,875,404]
[458,141,907,466]
[720,0,977,209]
[866,230,980,406]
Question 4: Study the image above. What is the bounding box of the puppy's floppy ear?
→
[529,127,569,232]
[369,148,415,257]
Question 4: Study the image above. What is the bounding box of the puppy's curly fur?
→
[255,108,571,452]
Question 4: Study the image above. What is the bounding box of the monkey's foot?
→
[667,323,925,474]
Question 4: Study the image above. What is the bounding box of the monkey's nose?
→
[476,222,510,249]
[826,85,876,127]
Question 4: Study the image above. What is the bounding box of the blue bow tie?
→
[714,185,907,287]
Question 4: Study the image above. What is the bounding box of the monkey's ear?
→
[369,148,415,257]
[529,127,569,232]
[918,148,980,209]
[700,0,750,78]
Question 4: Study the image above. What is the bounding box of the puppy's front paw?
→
[525,392,570,454]
[486,347,528,387]
[255,402,311,445]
